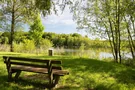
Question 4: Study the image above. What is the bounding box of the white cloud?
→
[40,6,88,36]
[42,6,76,26]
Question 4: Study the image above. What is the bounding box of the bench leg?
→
[48,73,55,90]
[8,72,12,82]
[53,75,60,85]
[14,70,21,80]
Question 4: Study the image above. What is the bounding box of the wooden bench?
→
[3,56,69,89]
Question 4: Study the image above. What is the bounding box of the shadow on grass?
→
[59,58,135,86]
[0,74,47,90]
[28,55,135,89]
[0,73,80,90]
[54,85,81,90]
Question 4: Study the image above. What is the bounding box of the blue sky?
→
[24,7,88,36]
[41,7,87,36]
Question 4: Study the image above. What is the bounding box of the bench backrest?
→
[3,56,62,71]
[3,56,50,68]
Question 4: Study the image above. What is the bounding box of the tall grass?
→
[0,44,10,52]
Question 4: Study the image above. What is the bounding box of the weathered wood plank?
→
[8,56,50,63]
[52,66,62,70]
[10,61,48,68]
[51,60,62,64]
[52,70,69,76]
[14,71,21,80]
[11,66,48,74]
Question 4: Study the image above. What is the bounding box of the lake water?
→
[54,48,132,60]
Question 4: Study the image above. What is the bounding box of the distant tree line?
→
[0,31,112,49]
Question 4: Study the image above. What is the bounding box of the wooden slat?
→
[3,56,8,59]
[3,56,8,63]
[9,57,50,63]
[4,61,7,63]
[52,70,69,76]
[10,61,48,68]
[51,60,62,64]
[11,66,48,74]
[52,66,62,70]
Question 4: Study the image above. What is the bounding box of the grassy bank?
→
[0,52,135,90]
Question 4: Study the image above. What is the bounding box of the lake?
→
[53,48,132,60]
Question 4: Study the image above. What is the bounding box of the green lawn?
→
[0,52,135,90]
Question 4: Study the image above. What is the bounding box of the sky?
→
[41,7,87,36]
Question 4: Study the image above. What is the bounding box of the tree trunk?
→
[103,22,115,60]
[10,1,15,52]
[128,36,135,59]
[117,0,121,63]
[130,16,135,52]
[105,1,117,63]
[108,19,117,62]
[124,16,135,59]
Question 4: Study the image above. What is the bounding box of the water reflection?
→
[54,48,132,60]
[99,52,113,59]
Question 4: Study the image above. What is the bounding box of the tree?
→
[29,13,44,48]
[72,0,135,63]
[0,0,51,52]
[122,0,135,59]
[0,0,73,52]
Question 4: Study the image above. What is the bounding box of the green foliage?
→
[79,43,85,58]
[40,39,53,50]
[0,32,10,44]
[72,0,135,61]
[0,44,10,51]
[14,30,27,44]
[0,31,112,49]
[34,0,51,15]
[29,14,44,47]
[0,0,53,52]
[14,39,52,53]
[0,37,8,44]
[79,43,85,51]
[23,39,35,53]
[14,39,36,53]
[13,42,24,53]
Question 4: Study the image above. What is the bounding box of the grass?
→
[0,52,135,90]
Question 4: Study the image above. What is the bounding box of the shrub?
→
[40,39,53,50]
[0,44,10,51]
[35,39,53,54]
[23,39,35,53]
[13,42,23,53]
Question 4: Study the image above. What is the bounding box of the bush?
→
[23,39,35,53]
[0,44,10,51]
[14,40,35,53]
[40,39,53,50]
[38,39,53,54]
[13,42,24,53]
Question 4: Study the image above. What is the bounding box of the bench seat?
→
[52,69,69,76]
